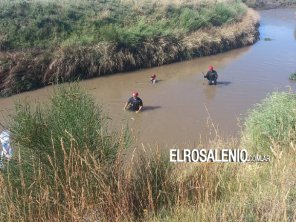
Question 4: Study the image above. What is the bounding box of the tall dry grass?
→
[0,139,242,221]
[150,139,296,222]
[1,132,295,221]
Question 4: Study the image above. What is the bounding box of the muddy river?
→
[0,8,295,147]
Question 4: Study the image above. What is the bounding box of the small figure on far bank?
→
[150,74,157,84]
[204,65,218,85]
[123,92,143,113]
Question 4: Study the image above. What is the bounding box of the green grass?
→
[0,0,247,50]
[289,72,296,81]
[1,84,132,220]
[6,84,123,187]
[242,91,296,154]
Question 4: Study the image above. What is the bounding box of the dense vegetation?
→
[289,72,296,81]
[243,91,296,154]
[0,0,260,97]
[0,85,295,221]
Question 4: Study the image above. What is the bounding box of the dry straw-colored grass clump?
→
[44,9,259,81]
[0,133,295,221]
[183,9,259,54]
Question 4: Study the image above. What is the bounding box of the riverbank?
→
[0,0,259,96]
[244,0,296,9]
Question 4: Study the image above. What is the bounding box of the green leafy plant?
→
[243,91,296,153]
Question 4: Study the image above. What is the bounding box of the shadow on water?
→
[202,81,231,86]
[216,81,231,86]
[143,106,161,111]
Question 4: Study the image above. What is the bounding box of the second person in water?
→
[204,65,218,85]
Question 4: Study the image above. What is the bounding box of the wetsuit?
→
[127,97,143,111]
[204,70,218,85]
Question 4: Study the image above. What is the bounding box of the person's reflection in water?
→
[294,27,296,40]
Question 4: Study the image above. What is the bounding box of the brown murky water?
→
[1,8,296,147]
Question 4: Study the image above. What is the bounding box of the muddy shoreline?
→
[0,9,259,97]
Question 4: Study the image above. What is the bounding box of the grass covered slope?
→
[243,92,296,154]
[0,0,248,50]
[0,0,259,96]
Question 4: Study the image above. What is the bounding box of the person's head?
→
[151,74,156,79]
[132,91,139,98]
[208,65,214,71]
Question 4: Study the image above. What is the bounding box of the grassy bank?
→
[289,72,296,81]
[0,0,259,96]
[0,85,295,221]
[243,0,296,8]
[242,91,296,154]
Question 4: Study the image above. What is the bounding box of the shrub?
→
[289,72,296,81]
[242,91,296,153]
[0,83,134,220]
[6,84,122,184]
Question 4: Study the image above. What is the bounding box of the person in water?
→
[0,130,13,161]
[204,65,218,85]
[150,74,157,84]
[124,92,143,113]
